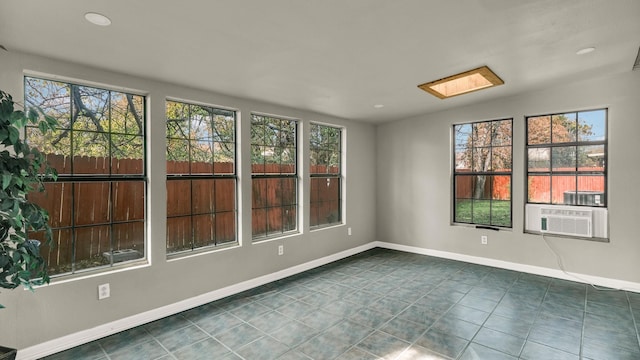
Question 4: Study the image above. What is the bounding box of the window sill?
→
[45,259,150,287]
[525,230,609,243]
[451,222,513,231]
[310,222,344,232]
[167,241,240,262]
[252,230,300,244]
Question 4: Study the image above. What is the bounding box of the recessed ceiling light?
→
[418,66,504,99]
[373,104,385,109]
[85,12,111,26]
[576,47,596,55]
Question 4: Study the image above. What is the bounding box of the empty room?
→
[1,1,639,359]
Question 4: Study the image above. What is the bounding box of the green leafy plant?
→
[0,89,57,309]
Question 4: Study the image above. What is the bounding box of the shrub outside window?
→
[526,109,607,206]
[310,123,342,228]
[24,76,146,276]
[166,100,236,254]
[251,114,297,240]
[453,119,512,228]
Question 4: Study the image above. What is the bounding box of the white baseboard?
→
[17,242,376,360]
[373,241,640,293]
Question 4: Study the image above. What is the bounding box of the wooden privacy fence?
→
[28,155,146,272]
[29,155,339,271]
[456,167,604,203]
[527,167,605,204]
[455,169,511,200]
[166,160,236,252]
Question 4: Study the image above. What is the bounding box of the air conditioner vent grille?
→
[540,206,593,237]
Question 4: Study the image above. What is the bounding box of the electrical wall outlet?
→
[481,236,488,245]
[278,245,284,256]
[348,227,352,236]
[98,283,110,300]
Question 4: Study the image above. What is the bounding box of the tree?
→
[310,124,340,173]
[166,100,235,168]
[24,77,145,163]
[455,120,511,200]
[250,114,295,171]
[527,114,598,171]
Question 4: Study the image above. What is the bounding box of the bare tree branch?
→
[126,94,143,135]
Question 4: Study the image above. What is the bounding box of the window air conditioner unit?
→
[540,206,593,237]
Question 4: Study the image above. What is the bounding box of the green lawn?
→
[455,199,511,227]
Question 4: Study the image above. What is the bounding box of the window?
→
[310,123,342,228]
[526,109,607,206]
[453,119,512,228]
[166,101,236,253]
[24,76,146,275]
[251,114,297,240]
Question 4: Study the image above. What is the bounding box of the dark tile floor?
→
[45,248,640,359]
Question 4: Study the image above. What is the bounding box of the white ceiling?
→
[1,0,639,123]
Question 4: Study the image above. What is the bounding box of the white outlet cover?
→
[98,283,110,300]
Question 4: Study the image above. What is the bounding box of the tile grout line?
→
[579,283,587,360]
[523,279,587,359]
[313,254,430,359]
[516,274,551,359]
[180,310,250,359]
[370,261,479,360]
[456,267,519,360]
[383,258,460,360]
[625,292,640,353]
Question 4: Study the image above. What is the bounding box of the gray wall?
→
[0,51,377,349]
[377,70,640,284]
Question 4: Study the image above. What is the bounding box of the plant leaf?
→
[38,120,47,133]
[8,125,19,144]
[27,108,39,123]
[10,110,26,128]
[1,173,11,190]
